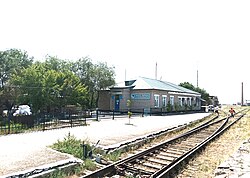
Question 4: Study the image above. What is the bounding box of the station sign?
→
[131,93,150,100]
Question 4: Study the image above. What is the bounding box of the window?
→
[182,98,186,105]
[193,97,199,107]
[162,95,167,107]
[154,94,160,107]
[170,96,174,105]
[179,97,182,106]
[196,97,199,107]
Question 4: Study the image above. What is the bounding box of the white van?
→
[13,105,32,116]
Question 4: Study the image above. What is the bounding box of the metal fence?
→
[95,108,202,120]
[0,108,203,135]
[0,111,90,135]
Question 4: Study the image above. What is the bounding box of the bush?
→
[104,150,121,162]
[51,132,90,159]
[128,111,132,118]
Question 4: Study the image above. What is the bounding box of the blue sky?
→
[1,0,250,104]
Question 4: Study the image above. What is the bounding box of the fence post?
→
[81,142,88,159]
[43,115,45,131]
[70,113,73,127]
[7,111,11,134]
[96,108,99,121]
[112,109,115,120]
[84,113,87,125]
[142,108,144,117]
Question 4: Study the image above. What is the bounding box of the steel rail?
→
[81,115,221,178]
[155,109,249,178]
[82,109,248,178]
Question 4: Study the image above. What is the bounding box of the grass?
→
[0,121,28,135]
[104,150,121,162]
[50,132,124,177]
[51,132,85,159]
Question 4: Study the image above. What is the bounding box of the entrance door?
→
[114,95,120,111]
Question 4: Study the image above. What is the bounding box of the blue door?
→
[115,95,120,111]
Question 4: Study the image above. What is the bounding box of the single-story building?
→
[98,77,202,112]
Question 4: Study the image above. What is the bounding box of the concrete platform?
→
[0,113,210,177]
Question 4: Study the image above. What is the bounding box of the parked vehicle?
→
[13,105,32,116]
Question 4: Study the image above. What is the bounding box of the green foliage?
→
[83,159,97,171]
[51,133,87,159]
[188,104,193,111]
[179,82,212,105]
[10,63,88,112]
[167,101,172,112]
[0,121,26,135]
[73,58,116,108]
[128,111,132,118]
[0,49,116,112]
[44,56,71,72]
[50,133,100,172]
[49,168,66,178]
[0,48,33,88]
[184,103,188,111]
[179,82,196,91]
[105,150,121,162]
[174,102,179,111]
[126,99,131,108]
[0,49,33,112]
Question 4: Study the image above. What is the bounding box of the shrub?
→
[128,111,132,118]
[51,132,90,159]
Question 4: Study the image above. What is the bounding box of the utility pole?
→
[241,82,244,106]
[196,61,199,88]
[197,69,199,88]
[125,69,127,81]
[155,62,157,80]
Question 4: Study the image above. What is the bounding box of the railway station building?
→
[98,77,202,112]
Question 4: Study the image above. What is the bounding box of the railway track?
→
[82,109,249,178]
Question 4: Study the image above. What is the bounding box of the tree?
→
[92,61,116,107]
[127,99,132,124]
[2,50,116,112]
[73,58,116,108]
[179,82,212,105]
[10,63,87,113]
[44,56,72,72]
[179,82,196,91]
[0,49,33,88]
[55,70,87,110]
[72,57,95,108]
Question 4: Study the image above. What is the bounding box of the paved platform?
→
[0,113,210,177]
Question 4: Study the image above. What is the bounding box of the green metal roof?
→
[112,77,200,95]
[132,77,200,95]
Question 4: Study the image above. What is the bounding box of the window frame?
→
[162,95,167,107]
[154,94,160,107]
[170,95,174,106]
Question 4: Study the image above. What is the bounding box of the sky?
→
[1,0,250,104]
